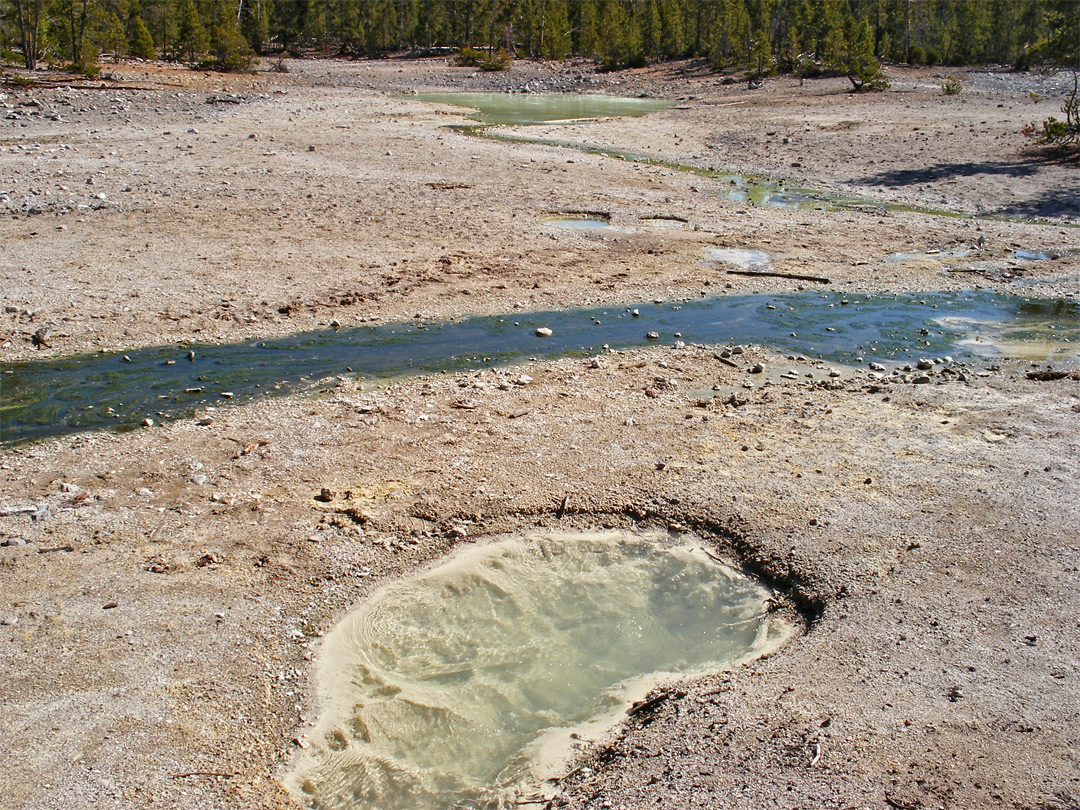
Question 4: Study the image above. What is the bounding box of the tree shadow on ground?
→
[857,159,1042,187]
[988,185,1080,221]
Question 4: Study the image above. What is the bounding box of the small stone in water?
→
[535,327,553,337]
[646,331,660,340]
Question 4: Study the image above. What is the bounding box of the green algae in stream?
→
[404,91,1074,226]
[3,291,1078,447]
[286,530,785,810]
[465,127,1079,227]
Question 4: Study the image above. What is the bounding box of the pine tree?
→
[540,0,570,60]
[239,0,268,54]
[207,0,254,70]
[175,0,208,60]
[842,17,888,90]
[129,13,157,58]
[100,9,128,61]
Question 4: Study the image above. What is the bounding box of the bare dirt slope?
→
[1,58,1079,810]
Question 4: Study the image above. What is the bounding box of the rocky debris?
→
[1026,369,1080,381]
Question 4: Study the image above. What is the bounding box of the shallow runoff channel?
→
[287,529,788,810]
[2,290,1078,446]
[413,92,1077,225]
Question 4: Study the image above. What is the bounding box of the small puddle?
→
[287,530,785,810]
[705,248,773,270]
[410,93,673,126]
[1013,249,1059,262]
[3,291,1078,446]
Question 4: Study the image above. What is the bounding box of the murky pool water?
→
[3,291,1078,446]
[287,530,783,810]
[410,93,673,126]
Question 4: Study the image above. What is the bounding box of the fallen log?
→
[725,269,831,284]
[1026,369,1079,381]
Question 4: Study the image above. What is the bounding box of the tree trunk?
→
[66,0,91,64]
[539,0,547,59]
[14,0,42,70]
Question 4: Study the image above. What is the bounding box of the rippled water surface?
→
[287,531,782,810]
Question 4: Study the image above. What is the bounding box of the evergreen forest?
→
[3,0,1079,78]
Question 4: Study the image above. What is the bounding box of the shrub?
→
[943,76,963,95]
[453,47,510,71]
[597,52,647,73]
[67,61,101,79]
[452,47,484,67]
[479,49,511,72]
[2,72,36,87]
[1034,77,1079,149]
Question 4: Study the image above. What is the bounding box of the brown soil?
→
[1,58,1078,810]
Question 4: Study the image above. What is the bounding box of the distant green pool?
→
[410,92,673,125]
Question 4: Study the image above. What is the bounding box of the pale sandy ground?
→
[1,58,1078,810]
